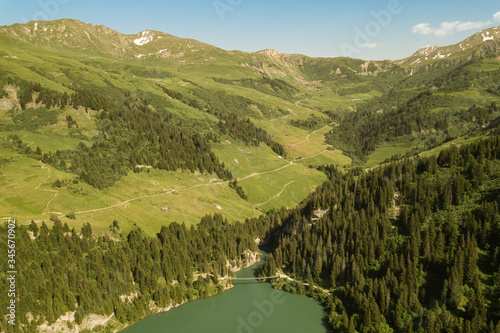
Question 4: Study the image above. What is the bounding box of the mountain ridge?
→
[1,18,499,67]
[397,26,500,67]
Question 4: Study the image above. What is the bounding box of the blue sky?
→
[0,0,499,60]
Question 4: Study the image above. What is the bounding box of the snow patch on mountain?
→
[433,51,446,60]
[410,58,421,66]
[134,49,171,59]
[134,31,154,46]
[482,32,494,41]
[418,45,438,56]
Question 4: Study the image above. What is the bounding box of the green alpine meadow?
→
[0,16,499,332]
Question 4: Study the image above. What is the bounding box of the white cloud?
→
[456,21,492,31]
[494,11,500,22]
[434,21,461,36]
[413,13,499,37]
[413,23,434,35]
[362,43,378,49]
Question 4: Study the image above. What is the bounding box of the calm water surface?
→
[123,252,329,333]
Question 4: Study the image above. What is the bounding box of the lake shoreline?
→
[118,249,262,332]
[122,249,330,333]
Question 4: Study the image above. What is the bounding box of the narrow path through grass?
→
[24,125,334,224]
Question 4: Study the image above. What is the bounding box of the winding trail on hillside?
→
[237,160,294,181]
[71,161,296,216]
[34,162,59,212]
[72,180,232,216]
[69,160,300,219]
[255,180,296,209]
[294,98,308,106]
[295,149,330,161]
[289,123,333,147]
[99,313,115,327]
[22,124,334,224]
[269,97,309,122]
[270,114,292,122]
[289,124,335,163]
[254,160,309,210]
[25,160,298,223]
[277,272,330,295]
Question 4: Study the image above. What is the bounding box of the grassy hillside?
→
[1,20,499,237]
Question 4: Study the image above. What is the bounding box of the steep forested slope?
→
[262,136,500,332]
[327,59,500,161]
[0,215,260,331]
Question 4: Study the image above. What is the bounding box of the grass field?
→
[0,145,262,235]
[365,143,414,168]
[296,148,352,168]
[4,129,91,151]
[0,86,351,237]
[0,135,332,236]
[238,162,327,211]
[212,139,290,178]
[213,139,330,210]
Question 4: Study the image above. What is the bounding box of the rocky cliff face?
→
[227,249,261,273]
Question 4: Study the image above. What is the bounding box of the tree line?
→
[5,81,235,189]
[0,214,259,332]
[261,136,500,332]
[212,76,300,102]
[327,59,500,160]
[217,113,287,157]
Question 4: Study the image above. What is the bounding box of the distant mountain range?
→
[398,27,500,66]
[1,19,499,75]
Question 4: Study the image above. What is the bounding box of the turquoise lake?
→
[122,252,330,333]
